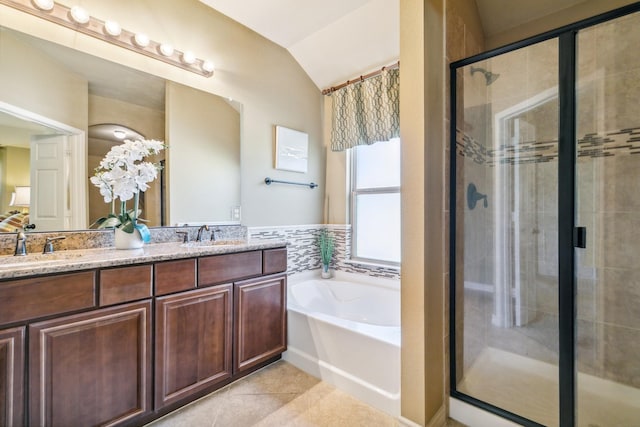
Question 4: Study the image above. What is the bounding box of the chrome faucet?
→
[43,236,66,254]
[196,225,209,242]
[14,230,27,256]
[175,230,189,243]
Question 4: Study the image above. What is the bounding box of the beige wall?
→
[88,95,165,141]
[322,96,348,223]
[0,28,88,131]
[400,0,448,424]
[486,0,638,49]
[0,0,323,227]
[166,81,241,225]
[396,0,485,424]
[0,146,30,212]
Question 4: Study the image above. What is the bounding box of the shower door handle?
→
[574,227,587,248]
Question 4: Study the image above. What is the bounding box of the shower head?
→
[470,66,500,86]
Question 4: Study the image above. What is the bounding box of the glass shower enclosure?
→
[449,4,640,426]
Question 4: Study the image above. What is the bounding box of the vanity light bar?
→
[0,0,215,77]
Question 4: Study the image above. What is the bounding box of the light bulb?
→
[159,43,174,57]
[104,20,121,37]
[113,129,127,140]
[69,6,90,24]
[181,51,196,64]
[133,33,150,48]
[202,60,215,74]
[32,0,54,11]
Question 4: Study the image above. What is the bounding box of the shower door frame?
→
[448,3,640,426]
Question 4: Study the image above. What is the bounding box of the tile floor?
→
[147,360,466,427]
[458,347,640,426]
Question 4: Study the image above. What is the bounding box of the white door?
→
[30,134,68,231]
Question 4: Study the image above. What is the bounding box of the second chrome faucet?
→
[196,225,209,242]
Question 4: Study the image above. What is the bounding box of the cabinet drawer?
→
[263,247,287,274]
[0,271,96,325]
[100,265,152,306]
[198,251,262,287]
[154,258,197,296]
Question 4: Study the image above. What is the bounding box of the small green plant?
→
[318,229,335,271]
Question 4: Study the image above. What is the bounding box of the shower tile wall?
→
[447,0,487,387]
[248,225,400,280]
[576,13,640,389]
[456,13,640,389]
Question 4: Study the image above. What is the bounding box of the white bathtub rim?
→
[287,271,401,346]
[288,269,400,291]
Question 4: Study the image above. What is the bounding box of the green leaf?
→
[91,216,122,229]
[120,220,135,233]
[318,229,335,265]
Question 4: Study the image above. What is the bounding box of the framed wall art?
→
[275,125,309,173]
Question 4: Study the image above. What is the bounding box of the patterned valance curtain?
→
[330,67,399,152]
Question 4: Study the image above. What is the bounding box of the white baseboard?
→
[398,415,424,427]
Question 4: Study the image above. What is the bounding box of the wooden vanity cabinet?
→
[154,285,233,409]
[29,300,152,427]
[0,327,24,427]
[0,245,286,426]
[234,274,287,373]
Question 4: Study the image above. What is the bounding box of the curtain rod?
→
[321,61,399,95]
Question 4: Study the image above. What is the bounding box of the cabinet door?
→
[155,285,232,409]
[29,301,152,427]
[0,327,24,427]
[234,274,287,373]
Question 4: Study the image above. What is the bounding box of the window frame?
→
[348,142,401,267]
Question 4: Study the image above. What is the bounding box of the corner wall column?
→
[400,0,446,424]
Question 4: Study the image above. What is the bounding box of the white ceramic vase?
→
[114,227,144,250]
[321,264,331,279]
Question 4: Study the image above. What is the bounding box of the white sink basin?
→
[0,252,84,269]
[181,240,246,248]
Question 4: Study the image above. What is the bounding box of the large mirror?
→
[0,25,241,232]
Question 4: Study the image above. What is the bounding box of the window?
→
[350,138,401,265]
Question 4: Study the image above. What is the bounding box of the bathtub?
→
[283,271,401,417]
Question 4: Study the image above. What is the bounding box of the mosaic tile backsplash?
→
[456,126,640,165]
[0,225,247,256]
[249,225,400,280]
[0,224,400,281]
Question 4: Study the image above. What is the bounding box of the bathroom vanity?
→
[0,241,287,426]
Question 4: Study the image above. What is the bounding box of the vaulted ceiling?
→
[199,0,399,90]
[199,0,635,90]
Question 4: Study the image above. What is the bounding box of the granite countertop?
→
[0,239,287,280]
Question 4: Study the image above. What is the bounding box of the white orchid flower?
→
[90,138,166,229]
